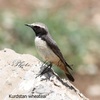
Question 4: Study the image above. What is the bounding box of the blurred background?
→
[0,0,100,99]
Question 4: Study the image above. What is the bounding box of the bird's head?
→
[25,22,48,36]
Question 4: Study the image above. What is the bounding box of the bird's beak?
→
[25,24,32,28]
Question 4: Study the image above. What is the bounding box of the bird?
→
[25,22,74,82]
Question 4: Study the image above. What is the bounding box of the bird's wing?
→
[42,34,72,70]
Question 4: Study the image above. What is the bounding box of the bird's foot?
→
[40,62,52,75]
[35,62,52,78]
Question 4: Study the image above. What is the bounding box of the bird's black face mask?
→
[32,26,47,37]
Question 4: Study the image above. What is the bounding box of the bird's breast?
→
[35,37,59,62]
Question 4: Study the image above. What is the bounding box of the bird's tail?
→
[66,73,74,82]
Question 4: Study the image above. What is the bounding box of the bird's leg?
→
[47,63,52,70]
[40,62,52,75]
[41,61,46,68]
[36,62,52,78]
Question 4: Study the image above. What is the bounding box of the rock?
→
[0,48,89,100]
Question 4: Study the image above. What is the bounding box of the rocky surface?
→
[0,48,89,100]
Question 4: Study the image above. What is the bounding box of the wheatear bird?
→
[25,22,74,82]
